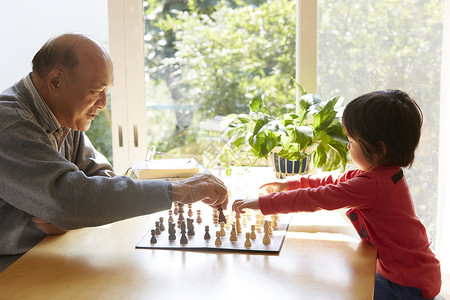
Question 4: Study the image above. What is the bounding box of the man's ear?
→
[47,69,64,96]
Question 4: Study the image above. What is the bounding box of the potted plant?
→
[219,83,349,178]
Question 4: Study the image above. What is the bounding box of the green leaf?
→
[265,121,288,136]
[313,109,337,131]
[292,78,308,97]
[278,144,301,160]
[287,125,313,149]
[323,150,340,171]
[299,94,321,112]
[249,130,278,158]
[325,120,348,143]
[323,96,340,110]
[313,143,327,168]
[249,88,268,114]
[253,115,274,135]
[233,136,247,148]
[328,140,349,170]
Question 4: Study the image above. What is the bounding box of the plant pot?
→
[270,151,313,179]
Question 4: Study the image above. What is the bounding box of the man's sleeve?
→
[0,120,172,230]
[71,131,116,177]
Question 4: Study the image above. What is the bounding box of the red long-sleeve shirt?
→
[259,166,441,298]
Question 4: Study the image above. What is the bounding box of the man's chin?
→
[75,121,92,132]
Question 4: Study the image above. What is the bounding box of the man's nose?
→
[96,90,107,109]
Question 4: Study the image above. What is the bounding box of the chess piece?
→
[229,223,237,242]
[196,210,202,224]
[212,209,218,225]
[244,232,252,248]
[250,225,257,240]
[159,217,165,231]
[225,215,231,229]
[242,215,247,226]
[271,215,278,228]
[173,202,179,215]
[245,209,251,221]
[178,202,184,214]
[150,229,157,244]
[155,221,161,235]
[204,225,211,240]
[177,211,185,228]
[255,220,262,232]
[215,231,222,246]
[229,211,235,224]
[218,205,227,224]
[168,222,176,240]
[236,213,242,233]
[263,220,271,245]
[188,203,193,217]
[168,210,174,223]
[268,221,273,235]
[180,221,188,245]
[220,221,226,236]
[187,218,195,236]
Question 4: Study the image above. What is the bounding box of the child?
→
[232,90,441,299]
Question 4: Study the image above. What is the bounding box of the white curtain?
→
[437,0,450,275]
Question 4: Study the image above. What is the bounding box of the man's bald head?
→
[32,33,110,79]
[30,33,114,131]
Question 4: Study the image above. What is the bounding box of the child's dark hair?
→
[342,90,423,168]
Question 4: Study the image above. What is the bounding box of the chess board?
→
[136,203,291,253]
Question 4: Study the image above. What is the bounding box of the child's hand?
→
[232,198,259,214]
[259,181,288,194]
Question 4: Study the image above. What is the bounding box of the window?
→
[317,0,444,244]
[143,0,297,168]
[108,0,450,273]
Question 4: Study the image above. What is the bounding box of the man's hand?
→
[31,216,67,235]
[171,173,228,209]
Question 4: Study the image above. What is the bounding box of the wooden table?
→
[0,209,376,300]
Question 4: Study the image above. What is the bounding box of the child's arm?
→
[259,180,288,194]
[259,173,344,194]
[232,198,259,214]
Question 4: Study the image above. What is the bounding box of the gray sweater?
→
[0,75,172,271]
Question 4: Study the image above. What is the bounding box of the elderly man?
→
[0,33,228,272]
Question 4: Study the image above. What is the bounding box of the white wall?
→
[0,0,109,92]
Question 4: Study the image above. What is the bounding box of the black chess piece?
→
[155,221,161,235]
[159,217,165,231]
[187,218,195,236]
[204,225,211,240]
[178,202,184,214]
[168,222,176,241]
[180,221,188,245]
[218,204,227,224]
[177,211,185,228]
[150,229,157,244]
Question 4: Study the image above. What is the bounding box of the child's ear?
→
[378,141,387,155]
[47,69,64,96]
[373,141,387,163]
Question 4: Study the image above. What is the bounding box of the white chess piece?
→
[244,232,252,248]
[230,223,238,242]
[215,231,222,246]
[220,221,226,236]
[262,220,271,245]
